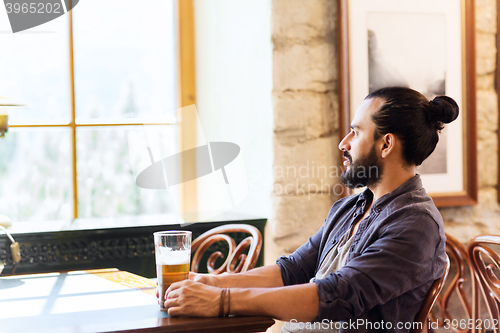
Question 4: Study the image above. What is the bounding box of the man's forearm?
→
[230,282,319,322]
[212,264,284,288]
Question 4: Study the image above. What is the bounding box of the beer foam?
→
[157,248,190,266]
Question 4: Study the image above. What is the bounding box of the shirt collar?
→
[357,187,374,205]
[362,174,423,213]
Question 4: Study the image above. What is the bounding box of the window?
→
[0,0,194,222]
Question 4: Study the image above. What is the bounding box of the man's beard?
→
[340,145,383,189]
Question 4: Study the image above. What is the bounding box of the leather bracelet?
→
[219,288,226,317]
[225,288,231,317]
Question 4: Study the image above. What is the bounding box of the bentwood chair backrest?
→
[429,234,474,333]
[191,224,262,275]
[467,235,500,333]
[411,255,450,333]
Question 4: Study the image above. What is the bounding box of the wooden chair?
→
[191,224,262,275]
[411,255,450,333]
[429,234,475,333]
[467,235,500,333]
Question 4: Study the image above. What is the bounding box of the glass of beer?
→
[154,230,191,311]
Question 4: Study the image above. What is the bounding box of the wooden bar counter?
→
[0,269,274,333]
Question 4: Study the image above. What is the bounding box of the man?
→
[160,87,457,332]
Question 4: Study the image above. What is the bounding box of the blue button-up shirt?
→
[277,175,447,332]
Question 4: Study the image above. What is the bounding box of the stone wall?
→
[268,0,500,261]
[266,0,339,264]
[439,0,499,243]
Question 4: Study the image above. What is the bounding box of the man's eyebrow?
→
[350,124,359,130]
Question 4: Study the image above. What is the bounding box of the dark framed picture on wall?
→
[338,0,477,207]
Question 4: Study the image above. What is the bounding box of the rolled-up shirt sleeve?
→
[313,210,445,322]
[276,223,325,286]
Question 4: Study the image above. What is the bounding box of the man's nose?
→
[338,133,351,151]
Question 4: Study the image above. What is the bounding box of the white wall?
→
[194,0,273,219]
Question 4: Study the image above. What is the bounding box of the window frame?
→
[9,0,197,220]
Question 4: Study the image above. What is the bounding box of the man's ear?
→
[380,133,396,159]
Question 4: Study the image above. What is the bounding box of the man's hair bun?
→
[428,96,459,129]
[368,86,459,166]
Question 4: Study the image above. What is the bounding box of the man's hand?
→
[155,273,218,305]
[165,280,221,317]
[189,271,218,286]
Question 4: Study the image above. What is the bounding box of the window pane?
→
[0,10,70,124]
[77,126,178,218]
[73,0,177,123]
[0,128,72,221]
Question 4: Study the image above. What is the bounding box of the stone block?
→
[439,206,474,225]
[272,0,336,42]
[482,217,500,235]
[268,193,333,256]
[476,32,497,75]
[476,73,495,90]
[474,187,500,216]
[273,136,341,193]
[273,43,336,92]
[441,189,500,243]
[477,134,497,188]
[443,224,483,244]
[477,125,496,142]
[266,232,316,260]
[273,90,338,140]
[476,0,497,33]
[476,89,498,139]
